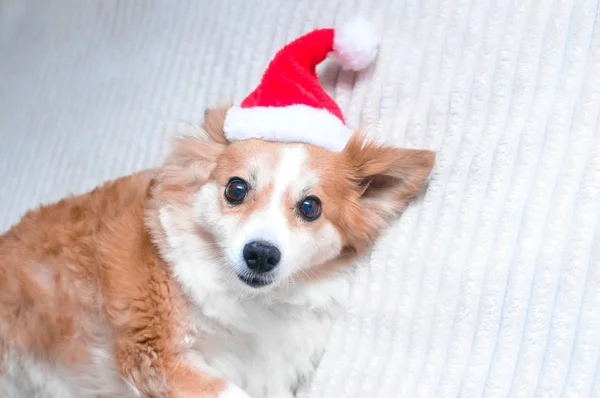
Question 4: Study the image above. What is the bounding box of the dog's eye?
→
[298,196,322,221]
[225,178,248,204]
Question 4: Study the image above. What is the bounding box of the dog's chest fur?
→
[183,275,352,397]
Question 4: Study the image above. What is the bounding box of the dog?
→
[0,106,434,397]
[0,17,436,397]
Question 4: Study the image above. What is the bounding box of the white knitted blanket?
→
[1,0,599,397]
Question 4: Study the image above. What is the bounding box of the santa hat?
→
[223,17,380,152]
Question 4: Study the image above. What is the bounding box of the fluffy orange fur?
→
[0,107,434,397]
[0,169,226,396]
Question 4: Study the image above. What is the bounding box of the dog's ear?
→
[200,106,230,145]
[163,107,230,184]
[344,132,435,222]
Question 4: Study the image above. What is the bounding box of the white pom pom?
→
[333,17,380,71]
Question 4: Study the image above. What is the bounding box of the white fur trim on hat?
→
[333,16,380,71]
[223,105,353,152]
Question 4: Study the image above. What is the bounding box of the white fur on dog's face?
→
[156,109,434,298]
[195,143,343,290]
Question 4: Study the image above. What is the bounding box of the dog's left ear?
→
[344,133,435,221]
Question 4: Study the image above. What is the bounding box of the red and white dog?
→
[0,20,435,398]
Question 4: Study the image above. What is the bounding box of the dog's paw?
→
[218,384,252,398]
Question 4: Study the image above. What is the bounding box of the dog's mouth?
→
[237,273,273,288]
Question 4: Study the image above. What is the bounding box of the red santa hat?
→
[223,17,380,152]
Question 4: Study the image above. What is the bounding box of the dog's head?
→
[151,107,434,295]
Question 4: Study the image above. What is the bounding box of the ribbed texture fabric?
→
[1,1,599,397]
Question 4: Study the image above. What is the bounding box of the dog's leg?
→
[109,299,250,397]
[183,350,251,398]
[218,383,252,398]
[115,340,250,398]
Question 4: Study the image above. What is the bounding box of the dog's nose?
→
[243,241,281,273]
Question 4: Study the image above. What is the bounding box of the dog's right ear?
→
[200,106,230,145]
[163,107,230,184]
